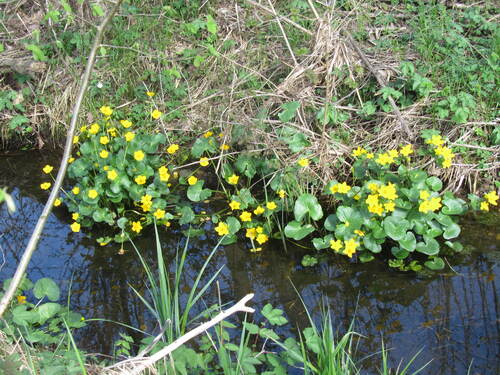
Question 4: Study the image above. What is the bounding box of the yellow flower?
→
[42,165,53,174]
[107,127,117,137]
[384,201,395,212]
[165,221,171,227]
[99,149,109,158]
[366,153,374,159]
[256,226,264,234]
[17,295,27,304]
[227,174,239,185]
[203,131,213,138]
[266,201,277,210]
[140,195,153,212]
[435,146,454,159]
[352,147,367,157]
[375,153,394,166]
[256,233,269,244]
[420,190,430,200]
[151,109,162,119]
[344,238,359,258]
[368,183,379,193]
[100,136,110,145]
[400,144,413,157]
[297,158,309,167]
[188,176,198,185]
[88,190,98,199]
[70,222,81,232]
[120,119,132,128]
[131,221,142,233]
[68,157,75,163]
[368,203,384,216]
[215,222,229,236]
[134,150,145,161]
[220,144,230,150]
[72,213,79,220]
[146,91,155,97]
[336,182,351,194]
[378,182,398,200]
[480,201,489,211]
[388,149,399,158]
[107,170,118,180]
[89,123,100,134]
[72,187,80,195]
[426,134,444,147]
[135,175,147,185]
[354,194,361,200]
[354,230,365,237]
[229,200,241,210]
[419,197,442,213]
[80,125,87,132]
[167,144,179,154]
[199,157,209,167]
[153,209,166,219]
[330,239,342,252]
[73,136,79,144]
[40,182,51,190]
[253,206,265,215]
[239,211,252,222]
[246,227,257,240]
[365,194,379,206]
[278,189,286,199]
[484,190,498,206]
[54,198,62,207]
[442,158,452,168]
[159,166,170,182]
[100,106,113,117]
[125,132,135,142]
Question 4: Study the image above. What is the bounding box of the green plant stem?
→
[0,0,124,319]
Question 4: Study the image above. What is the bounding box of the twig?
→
[345,34,412,139]
[111,294,255,375]
[0,0,124,319]
[266,0,298,66]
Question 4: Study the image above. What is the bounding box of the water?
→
[1,152,499,374]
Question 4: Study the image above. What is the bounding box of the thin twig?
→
[0,0,124,319]
[111,294,255,375]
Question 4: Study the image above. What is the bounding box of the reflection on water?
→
[0,152,499,374]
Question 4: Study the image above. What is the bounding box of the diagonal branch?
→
[0,0,124,319]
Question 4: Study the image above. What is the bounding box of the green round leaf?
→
[391,246,409,259]
[424,257,445,270]
[226,216,241,235]
[383,216,409,241]
[398,231,416,252]
[324,214,338,231]
[426,176,443,191]
[284,220,315,240]
[294,194,323,222]
[33,278,60,301]
[443,223,460,239]
[37,303,61,324]
[415,238,440,256]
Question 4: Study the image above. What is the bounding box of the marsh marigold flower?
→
[146,91,155,97]
[426,134,444,147]
[158,166,170,182]
[40,182,51,190]
[68,157,75,163]
[151,109,162,119]
[266,201,277,210]
[107,170,118,180]
[100,136,109,145]
[72,213,79,220]
[253,206,265,215]
[203,131,213,138]
[400,144,413,157]
[134,150,145,161]
[239,211,252,222]
[135,175,147,185]
[215,222,229,236]
[125,132,135,142]
[100,106,113,117]
[352,147,367,157]
[99,149,109,158]
[246,227,257,240]
[120,119,132,128]
[72,187,80,195]
[73,136,79,144]
[199,157,209,167]
[153,209,166,219]
[298,158,309,167]
[480,201,489,211]
[88,190,98,199]
[167,144,179,154]
[330,239,342,252]
[71,222,81,232]
[131,221,142,233]
[344,238,359,258]
[378,183,398,200]
[17,296,26,304]
[278,189,286,199]
[54,198,62,207]
[229,200,240,210]
[89,123,100,134]
[256,233,269,245]
[484,191,498,206]
[227,174,239,185]
[220,144,230,150]
[188,176,198,185]
[42,165,53,174]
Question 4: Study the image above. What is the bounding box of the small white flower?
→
[96,82,103,89]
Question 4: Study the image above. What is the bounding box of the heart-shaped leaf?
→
[294,194,323,222]
[443,223,460,239]
[424,257,445,270]
[398,231,416,252]
[383,216,409,241]
[415,237,440,256]
[284,220,315,240]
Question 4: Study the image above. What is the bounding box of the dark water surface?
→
[1,152,499,374]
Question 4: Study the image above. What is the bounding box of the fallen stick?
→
[0,0,124,318]
[111,293,255,375]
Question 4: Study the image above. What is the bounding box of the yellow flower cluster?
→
[42,165,53,174]
[120,119,132,128]
[89,123,100,135]
[378,182,398,200]
[140,194,153,212]
[167,144,179,154]
[480,190,498,211]
[426,134,445,147]
[434,145,455,168]
[330,182,351,194]
[329,238,359,258]
[159,166,170,182]
[100,106,113,117]
[418,192,442,214]
[40,182,51,190]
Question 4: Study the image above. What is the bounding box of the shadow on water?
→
[1,152,499,374]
